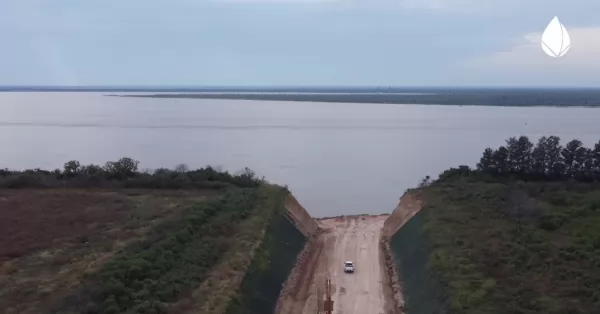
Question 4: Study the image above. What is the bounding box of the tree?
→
[501,136,534,175]
[531,136,563,179]
[505,136,534,174]
[561,139,585,178]
[63,160,81,177]
[531,136,549,178]
[237,167,257,182]
[104,157,139,180]
[438,165,472,181]
[592,140,600,181]
[174,164,189,173]
[576,148,595,181]
[515,136,534,174]
[153,168,172,176]
[477,148,495,172]
[418,175,431,187]
[492,146,510,174]
[80,164,104,177]
[545,136,564,179]
[505,137,520,173]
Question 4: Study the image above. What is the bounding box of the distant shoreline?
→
[116,92,600,108]
[3,87,600,107]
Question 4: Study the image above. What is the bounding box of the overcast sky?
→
[1,0,599,87]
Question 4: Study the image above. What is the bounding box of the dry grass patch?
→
[0,189,218,314]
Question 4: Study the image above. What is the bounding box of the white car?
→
[344,261,355,273]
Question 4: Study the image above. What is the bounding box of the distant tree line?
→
[135,89,600,107]
[0,157,263,189]
[438,136,600,182]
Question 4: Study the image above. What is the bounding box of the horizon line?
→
[1,85,599,90]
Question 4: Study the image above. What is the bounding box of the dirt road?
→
[276,215,393,314]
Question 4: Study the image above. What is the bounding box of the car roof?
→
[345,261,353,264]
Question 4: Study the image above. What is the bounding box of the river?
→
[1,92,599,216]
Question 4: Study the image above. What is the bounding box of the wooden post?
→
[323,278,333,314]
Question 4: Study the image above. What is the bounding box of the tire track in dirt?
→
[276,215,392,314]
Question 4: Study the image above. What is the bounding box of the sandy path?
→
[276,215,391,314]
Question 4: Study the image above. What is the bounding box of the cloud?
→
[468,27,600,69]
[2,0,599,86]
[394,0,600,23]
[457,26,600,85]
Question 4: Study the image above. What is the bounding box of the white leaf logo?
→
[541,16,571,58]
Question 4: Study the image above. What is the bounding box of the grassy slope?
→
[171,184,292,314]
[390,209,447,314]
[224,194,307,314]
[421,176,600,314]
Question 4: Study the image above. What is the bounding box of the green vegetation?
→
[97,189,258,314]
[410,135,600,314]
[0,158,305,314]
[476,136,600,181]
[390,210,448,314]
[225,209,307,314]
[180,184,294,314]
[52,188,262,314]
[0,157,262,189]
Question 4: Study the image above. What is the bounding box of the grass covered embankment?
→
[224,202,309,314]
[387,135,600,314]
[384,192,448,314]
[0,158,315,314]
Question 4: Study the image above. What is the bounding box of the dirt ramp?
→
[277,215,393,314]
[284,195,318,237]
[383,191,423,238]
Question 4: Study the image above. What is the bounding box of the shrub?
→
[90,189,259,313]
[0,158,262,189]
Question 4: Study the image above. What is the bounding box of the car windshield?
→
[345,262,353,266]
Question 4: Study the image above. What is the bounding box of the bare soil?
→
[0,189,216,262]
[382,191,423,238]
[284,194,318,236]
[276,215,392,314]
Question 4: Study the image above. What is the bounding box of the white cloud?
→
[458,26,600,85]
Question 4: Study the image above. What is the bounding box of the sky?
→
[1,0,600,87]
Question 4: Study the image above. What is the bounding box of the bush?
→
[423,179,600,314]
[89,188,259,313]
[0,158,262,189]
